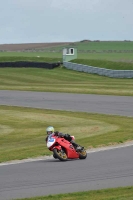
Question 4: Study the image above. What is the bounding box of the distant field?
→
[0,52,62,59]
[1,41,133,52]
[0,52,133,62]
[0,42,69,51]
[0,41,133,62]
[71,41,133,51]
[0,55,61,63]
[42,41,133,52]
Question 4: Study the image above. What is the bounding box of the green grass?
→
[0,56,61,62]
[15,186,133,200]
[71,59,133,70]
[0,67,133,96]
[0,105,133,163]
[76,53,133,62]
[0,52,62,59]
[0,52,133,62]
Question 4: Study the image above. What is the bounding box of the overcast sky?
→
[0,0,133,44]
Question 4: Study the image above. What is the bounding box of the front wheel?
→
[53,153,58,159]
[53,148,67,161]
[78,149,87,159]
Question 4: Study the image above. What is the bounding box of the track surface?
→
[0,90,133,116]
[0,90,133,200]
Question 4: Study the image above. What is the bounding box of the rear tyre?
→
[78,149,87,159]
[53,148,67,161]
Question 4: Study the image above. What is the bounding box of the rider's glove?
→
[65,133,70,138]
[64,133,72,141]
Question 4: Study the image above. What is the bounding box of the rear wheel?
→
[53,148,67,161]
[78,149,87,159]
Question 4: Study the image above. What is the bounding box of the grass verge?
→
[15,186,133,200]
[0,105,133,163]
[0,67,133,96]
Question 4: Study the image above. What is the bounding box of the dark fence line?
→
[0,61,61,69]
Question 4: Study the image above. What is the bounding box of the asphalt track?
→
[0,90,133,200]
[0,90,133,116]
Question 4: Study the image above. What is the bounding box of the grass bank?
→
[0,67,133,96]
[71,59,133,70]
[0,105,133,163]
[16,186,133,200]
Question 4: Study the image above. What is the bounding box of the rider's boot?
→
[71,141,84,151]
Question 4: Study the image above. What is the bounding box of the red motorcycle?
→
[47,135,87,161]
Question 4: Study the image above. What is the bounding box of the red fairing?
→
[47,135,79,159]
[56,137,79,159]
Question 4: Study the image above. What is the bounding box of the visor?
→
[47,131,52,135]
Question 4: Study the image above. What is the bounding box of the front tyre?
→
[53,148,67,161]
[53,153,58,159]
[78,149,87,159]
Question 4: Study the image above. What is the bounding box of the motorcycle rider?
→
[45,126,83,151]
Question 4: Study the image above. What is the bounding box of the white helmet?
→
[46,126,54,135]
